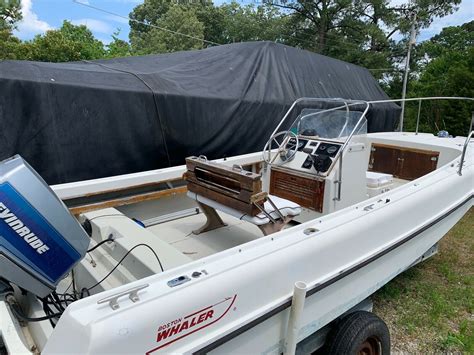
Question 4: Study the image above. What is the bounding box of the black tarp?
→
[0,41,400,184]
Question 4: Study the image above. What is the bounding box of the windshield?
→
[291,108,367,140]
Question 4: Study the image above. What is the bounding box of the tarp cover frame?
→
[0,41,399,184]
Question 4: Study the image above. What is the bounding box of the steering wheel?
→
[262,131,299,166]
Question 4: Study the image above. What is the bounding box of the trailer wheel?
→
[325,311,390,355]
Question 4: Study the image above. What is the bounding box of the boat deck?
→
[118,193,265,261]
[115,175,411,261]
[149,213,262,260]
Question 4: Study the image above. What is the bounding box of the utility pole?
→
[399,12,417,132]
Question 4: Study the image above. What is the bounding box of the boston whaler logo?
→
[0,202,50,254]
[147,294,237,354]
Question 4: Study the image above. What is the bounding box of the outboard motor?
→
[0,155,89,297]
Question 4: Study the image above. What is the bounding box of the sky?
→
[13,0,474,45]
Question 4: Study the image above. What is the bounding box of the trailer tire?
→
[325,311,390,355]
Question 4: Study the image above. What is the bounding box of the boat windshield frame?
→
[268,98,370,172]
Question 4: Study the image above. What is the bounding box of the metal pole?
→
[458,131,473,176]
[399,12,417,132]
[415,99,422,135]
[470,111,474,136]
[457,112,474,176]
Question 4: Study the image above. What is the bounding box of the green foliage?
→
[0,0,22,59]
[0,28,21,59]
[21,21,105,62]
[192,1,226,45]
[403,21,474,136]
[131,4,204,54]
[129,0,287,54]
[126,0,462,83]
[421,21,474,58]
[129,0,177,35]
[106,29,132,58]
[218,2,288,43]
[0,0,21,31]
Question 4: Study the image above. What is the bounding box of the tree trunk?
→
[370,4,379,51]
[318,0,328,53]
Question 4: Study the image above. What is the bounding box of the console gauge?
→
[327,146,338,155]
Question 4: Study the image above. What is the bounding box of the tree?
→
[403,21,474,136]
[0,0,22,59]
[0,28,21,59]
[262,0,402,79]
[0,0,21,30]
[267,0,367,54]
[129,0,288,53]
[389,0,462,36]
[218,2,287,43]
[106,29,132,58]
[22,21,105,62]
[129,0,205,52]
[130,4,204,54]
[192,1,227,45]
[265,0,461,77]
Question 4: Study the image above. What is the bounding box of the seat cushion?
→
[187,192,301,226]
[366,171,393,188]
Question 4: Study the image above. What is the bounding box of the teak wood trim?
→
[69,186,188,215]
[370,143,439,155]
[184,171,255,203]
[186,157,262,192]
[184,157,266,216]
[270,165,325,182]
[187,182,262,216]
[270,169,325,213]
[66,178,183,200]
[369,143,439,180]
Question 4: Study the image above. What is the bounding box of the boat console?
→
[287,137,342,174]
[260,102,370,219]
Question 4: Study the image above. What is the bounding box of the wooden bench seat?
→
[183,156,301,235]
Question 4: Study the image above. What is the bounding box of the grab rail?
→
[368,98,474,177]
[97,283,149,310]
[415,99,422,135]
[458,131,473,176]
[368,96,474,134]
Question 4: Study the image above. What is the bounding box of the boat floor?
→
[118,194,265,261]
[149,213,263,260]
[116,176,410,261]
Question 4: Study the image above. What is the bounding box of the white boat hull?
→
[42,134,473,354]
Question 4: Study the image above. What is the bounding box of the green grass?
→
[373,207,473,353]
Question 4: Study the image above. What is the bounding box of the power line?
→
[263,1,414,56]
[72,0,407,67]
[280,31,407,57]
[281,27,409,56]
[72,0,221,47]
[368,68,402,71]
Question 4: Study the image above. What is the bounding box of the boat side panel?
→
[207,200,471,354]
[51,153,264,200]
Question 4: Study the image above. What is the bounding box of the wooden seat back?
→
[184,157,266,216]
